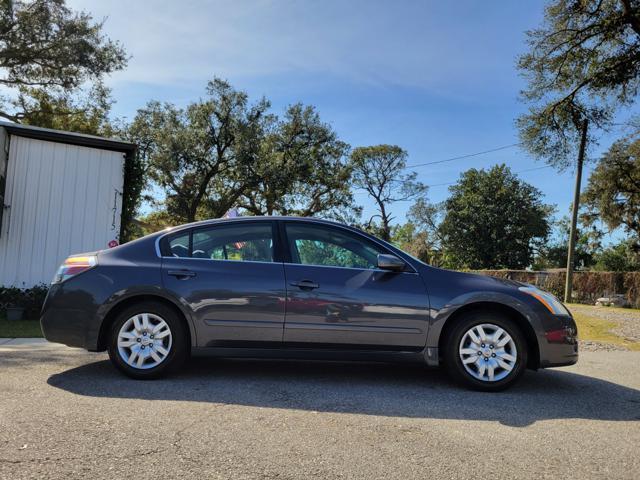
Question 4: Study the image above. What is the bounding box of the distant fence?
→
[471,270,640,308]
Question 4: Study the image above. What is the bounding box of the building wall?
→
[0,127,8,229]
[0,135,124,287]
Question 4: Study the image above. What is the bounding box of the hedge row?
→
[0,285,49,319]
[472,270,640,308]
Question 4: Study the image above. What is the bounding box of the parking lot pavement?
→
[0,343,639,480]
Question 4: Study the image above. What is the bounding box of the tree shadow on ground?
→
[46,357,640,427]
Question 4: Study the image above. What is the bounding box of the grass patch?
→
[567,305,640,351]
[0,319,43,338]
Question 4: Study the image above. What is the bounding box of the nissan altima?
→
[40,216,578,391]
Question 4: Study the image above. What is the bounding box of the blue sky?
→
[70,0,637,241]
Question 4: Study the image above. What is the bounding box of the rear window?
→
[162,223,274,263]
[167,232,190,258]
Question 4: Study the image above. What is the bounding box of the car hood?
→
[424,265,529,291]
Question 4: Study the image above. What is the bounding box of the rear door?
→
[282,221,430,349]
[161,221,286,346]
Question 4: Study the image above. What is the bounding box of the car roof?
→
[168,216,355,231]
[151,216,373,246]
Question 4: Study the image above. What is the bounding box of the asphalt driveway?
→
[1,341,639,479]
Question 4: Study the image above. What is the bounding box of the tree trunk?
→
[379,202,391,241]
[564,119,588,303]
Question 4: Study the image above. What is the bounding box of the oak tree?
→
[581,135,640,248]
[351,145,426,241]
[439,165,551,269]
[129,78,270,224]
[0,0,127,124]
[239,104,356,219]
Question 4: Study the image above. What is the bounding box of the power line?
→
[424,164,553,189]
[404,143,522,169]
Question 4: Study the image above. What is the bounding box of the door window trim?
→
[280,220,417,273]
[157,220,281,264]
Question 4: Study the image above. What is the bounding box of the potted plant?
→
[2,287,26,321]
[24,285,49,319]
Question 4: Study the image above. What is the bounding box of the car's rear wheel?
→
[444,311,527,391]
[107,301,188,379]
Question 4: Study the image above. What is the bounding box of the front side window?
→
[165,223,274,263]
[285,223,385,269]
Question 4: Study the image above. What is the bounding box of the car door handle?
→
[167,269,197,279]
[290,280,319,290]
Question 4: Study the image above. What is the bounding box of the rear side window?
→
[164,223,275,263]
[168,233,190,258]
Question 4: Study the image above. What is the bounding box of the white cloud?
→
[67,0,525,93]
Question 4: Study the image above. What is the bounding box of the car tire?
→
[444,311,527,391]
[107,301,189,379]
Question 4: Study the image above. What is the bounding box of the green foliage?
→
[0,284,48,318]
[593,240,640,271]
[119,147,146,242]
[517,0,640,166]
[351,145,426,241]
[19,82,116,136]
[439,165,551,269]
[389,222,432,264]
[130,79,357,227]
[533,216,597,270]
[582,135,640,247]
[129,78,270,224]
[134,211,176,236]
[0,0,127,124]
[387,199,446,265]
[407,197,445,264]
[239,103,357,219]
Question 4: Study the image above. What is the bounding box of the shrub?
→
[471,270,638,306]
[0,285,49,319]
[624,273,640,309]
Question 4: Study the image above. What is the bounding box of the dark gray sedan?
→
[41,216,578,390]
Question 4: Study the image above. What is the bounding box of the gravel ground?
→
[0,342,639,480]
[578,340,628,352]
[569,304,640,351]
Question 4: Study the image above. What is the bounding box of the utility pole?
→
[564,119,588,303]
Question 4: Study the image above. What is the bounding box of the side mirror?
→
[377,254,406,272]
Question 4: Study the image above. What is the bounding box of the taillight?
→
[52,255,97,284]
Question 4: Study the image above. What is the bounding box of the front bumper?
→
[539,340,578,367]
[538,314,579,368]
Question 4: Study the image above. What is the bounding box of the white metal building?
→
[0,122,136,288]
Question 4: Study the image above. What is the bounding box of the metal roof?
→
[0,121,135,153]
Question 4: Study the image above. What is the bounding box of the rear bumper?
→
[40,307,92,349]
[40,284,101,350]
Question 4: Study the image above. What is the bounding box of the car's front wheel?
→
[444,311,527,391]
[107,301,188,379]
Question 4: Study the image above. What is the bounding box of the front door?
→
[282,222,430,349]
[161,221,286,346]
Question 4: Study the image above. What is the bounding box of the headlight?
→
[519,286,570,316]
[52,255,97,284]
